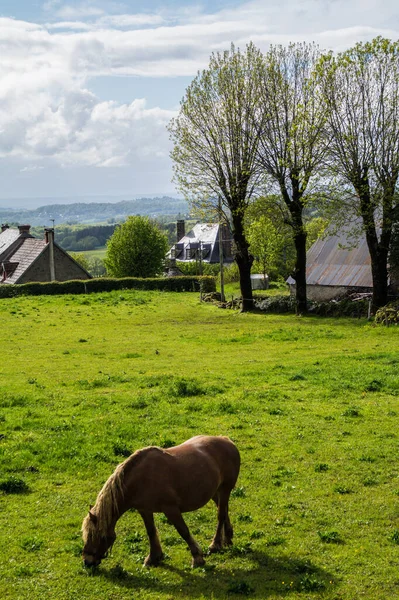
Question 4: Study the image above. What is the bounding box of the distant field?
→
[1,290,399,599]
[80,247,107,260]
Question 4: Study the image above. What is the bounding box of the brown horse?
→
[82,435,240,568]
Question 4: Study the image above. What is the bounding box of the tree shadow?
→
[97,548,337,598]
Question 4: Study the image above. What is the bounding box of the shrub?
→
[176,261,220,277]
[255,295,295,313]
[375,301,399,325]
[0,276,216,298]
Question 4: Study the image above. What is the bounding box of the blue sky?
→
[0,0,398,207]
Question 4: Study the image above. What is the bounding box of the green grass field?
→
[80,247,107,260]
[1,290,399,599]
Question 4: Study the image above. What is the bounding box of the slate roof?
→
[2,238,47,284]
[304,230,373,288]
[0,228,20,258]
[169,223,233,264]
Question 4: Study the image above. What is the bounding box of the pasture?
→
[0,290,399,599]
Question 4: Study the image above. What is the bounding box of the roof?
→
[169,223,233,264]
[0,225,91,284]
[3,238,47,283]
[0,228,21,259]
[305,231,372,288]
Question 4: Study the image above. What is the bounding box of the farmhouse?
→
[288,228,397,301]
[168,219,234,265]
[0,224,91,284]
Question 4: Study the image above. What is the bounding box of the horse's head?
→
[82,510,116,567]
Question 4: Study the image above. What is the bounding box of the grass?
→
[0,289,399,599]
[80,247,107,260]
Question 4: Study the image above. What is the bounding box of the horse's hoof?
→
[143,553,163,567]
[192,555,205,568]
[208,543,222,554]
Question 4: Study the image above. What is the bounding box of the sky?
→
[0,0,398,207]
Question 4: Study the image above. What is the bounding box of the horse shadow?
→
[97,548,337,598]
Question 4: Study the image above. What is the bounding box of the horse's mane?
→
[82,447,162,540]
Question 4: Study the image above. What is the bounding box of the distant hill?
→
[0,196,189,226]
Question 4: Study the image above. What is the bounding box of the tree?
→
[246,216,283,280]
[104,216,168,278]
[168,43,264,311]
[69,252,90,272]
[305,217,328,250]
[256,43,328,313]
[87,256,106,278]
[318,37,399,311]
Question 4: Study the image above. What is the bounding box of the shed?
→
[287,230,374,301]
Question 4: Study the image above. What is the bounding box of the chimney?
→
[45,228,56,281]
[1,224,9,232]
[177,219,185,242]
[18,224,31,235]
[220,222,232,259]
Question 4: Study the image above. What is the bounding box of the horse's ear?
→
[89,510,98,524]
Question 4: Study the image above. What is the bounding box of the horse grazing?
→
[82,435,240,568]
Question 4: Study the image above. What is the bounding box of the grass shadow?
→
[98,549,337,598]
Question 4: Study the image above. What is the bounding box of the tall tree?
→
[318,37,399,311]
[256,43,327,313]
[104,216,168,278]
[168,43,264,311]
[246,215,284,281]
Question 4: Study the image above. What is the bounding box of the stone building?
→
[0,224,91,284]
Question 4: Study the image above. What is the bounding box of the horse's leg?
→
[209,486,232,552]
[163,507,205,568]
[139,510,164,567]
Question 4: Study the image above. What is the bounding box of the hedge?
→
[0,276,216,299]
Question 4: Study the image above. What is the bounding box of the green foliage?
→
[247,216,284,278]
[0,276,216,298]
[375,302,399,325]
[306,216,328,250]
[317,37,399,309]
[175,261,221,277]
[222,262,240,283]
[69,252,90,272]
[169,43,265,310]
[105,216,169,278]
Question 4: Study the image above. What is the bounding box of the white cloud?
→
[20,165,45,172]
[1,0,399,184]
[54,3,105,19]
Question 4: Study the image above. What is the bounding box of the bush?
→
[255,295,295,313]
[0,276,216,299]
[176,261,221,277]
[375,301,399,325]
[222,262,240,283]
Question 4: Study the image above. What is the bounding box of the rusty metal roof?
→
[306,231,373,288]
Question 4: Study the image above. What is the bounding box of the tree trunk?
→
[232,211,254,312]
[365,232,389,312]
[358,181,390,313]
[293,228,308,314]
[288,197,308,315]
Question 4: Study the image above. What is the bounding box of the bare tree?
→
[256,43,327,314]
[318,37,399,311]
[168,43,264,311]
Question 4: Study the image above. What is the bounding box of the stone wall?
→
[18,245,90,283]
